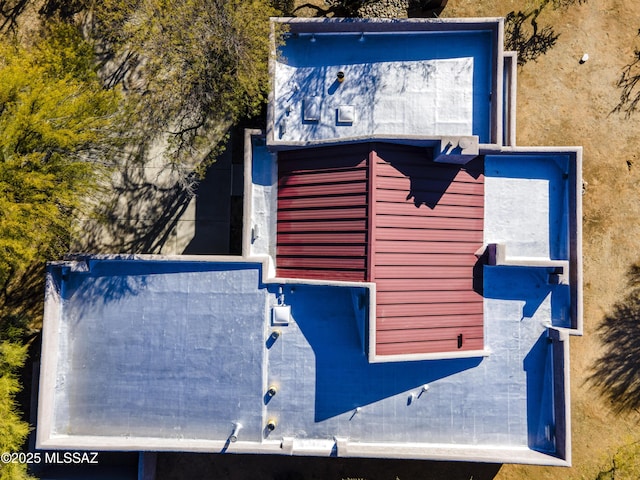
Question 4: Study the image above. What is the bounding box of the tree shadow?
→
[589,264,640,413]
[38,0,88,20]
[505,0,587,66]
[0,263,48,337]
[408,0,449,18]
[505,6,559,66]
[611,38,640,118]
[292,0,364,17]
[0,0,29,33]
[292,0,448,18]
[78,145,196,255]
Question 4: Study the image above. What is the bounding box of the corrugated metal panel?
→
[375,265,474,279]
[376,337,485,356]
[376,240,478,254]
[277,168,366,186]
[275,268,365,281]
[377,325,484,343]
[277,219,368,233]
[378,302,483,317]
[376,189,484,207]
[276,145,370,281]
[377,278,474,292]
[278,207,366,221]
[378,181,483,200]
[377,290,483,304]
[278,232,367,244]
[278,194,367,210]
[375,253,479,266]
[377,314,483,330]
[371,144,485,357]
[277,256,366,270]
[376,228,482,242]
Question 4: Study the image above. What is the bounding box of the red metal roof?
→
[276,144,370,281]
[370,144,484,357]
[276,142,484,357]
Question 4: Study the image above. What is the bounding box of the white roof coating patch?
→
[484,154,571,260]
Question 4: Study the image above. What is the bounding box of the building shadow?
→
[480,265,569,323]
[271,283,482,421]
[182,145,233,255]
[155,451,502,480]
[589,264,640,413]
[523,332,556,453]
[375,144,484,209]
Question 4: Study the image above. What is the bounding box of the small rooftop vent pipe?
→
[337,71,345,83]
[229,423,242,443]
[272,286,291,326]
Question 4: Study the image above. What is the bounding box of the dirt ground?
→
[157,2,640,479]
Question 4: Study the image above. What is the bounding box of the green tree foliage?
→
[90,0,278,167]
[0,342,33,480]
[0,22,120,295]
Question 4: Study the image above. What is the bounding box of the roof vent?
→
[303,97,321,122]
[337,105,355,125]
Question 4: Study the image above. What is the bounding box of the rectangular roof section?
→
[268,17,503,147]
[370,144,485,359]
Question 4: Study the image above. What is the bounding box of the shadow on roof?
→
[277,283,483,421]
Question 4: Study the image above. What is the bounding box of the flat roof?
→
[38,150,579,463]
[39,254,568,464]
